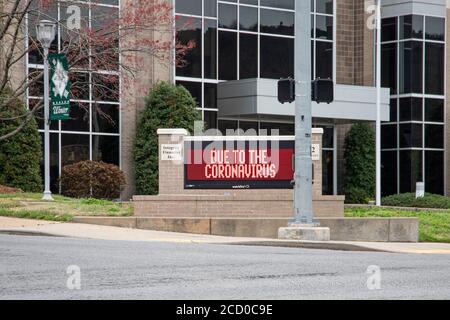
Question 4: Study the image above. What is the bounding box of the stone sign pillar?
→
[157,129,188,194]
[311,128,323,197]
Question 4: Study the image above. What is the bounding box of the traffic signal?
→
[278,78,334,104]
[312,78,334,104]
[277,78,295,104]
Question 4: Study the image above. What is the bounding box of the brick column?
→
[312,128,323,197]
[157,129,188,194]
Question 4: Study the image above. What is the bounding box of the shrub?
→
[0,90,42,192]
[134,81,202,195]
[344,123,375,204]
[382,193,450,209]
[60,160,126,199]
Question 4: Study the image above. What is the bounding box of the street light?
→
[36,20,56,201]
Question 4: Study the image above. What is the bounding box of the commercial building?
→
[9,0,449,199]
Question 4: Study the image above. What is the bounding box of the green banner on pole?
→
[49,53,71,121]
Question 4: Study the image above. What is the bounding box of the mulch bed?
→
[0,185,22,194]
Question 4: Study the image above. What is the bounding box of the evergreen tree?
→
[344,123,376,204]
[133,82,202,195]
[0,90,42,192]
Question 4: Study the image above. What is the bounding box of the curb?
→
[0,229,65,238]
[226,241,393,253]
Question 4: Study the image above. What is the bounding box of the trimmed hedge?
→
[382,193,450,209]
[344,123,375,204]
[60,160,126,199]
[133,81,202,195]
[0,90,42,192]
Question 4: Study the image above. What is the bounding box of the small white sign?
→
[161,144,183,161]
[311,144,321,161]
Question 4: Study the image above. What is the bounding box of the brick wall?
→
[132,129,345,218]
[336,0,374,86]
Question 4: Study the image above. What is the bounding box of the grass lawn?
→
[0,193,133,222]
[345,207,450,243]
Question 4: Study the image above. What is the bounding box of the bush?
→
[0,90,42,192]
[60,160,126,199]
[344,123,375,204]
[382,193,450,209]
[134,81,202,195]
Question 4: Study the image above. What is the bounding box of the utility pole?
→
[375,0,382,206]
[279,0,330,241]
[292,0,315,225]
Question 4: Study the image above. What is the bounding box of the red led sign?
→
[184,140,294,189]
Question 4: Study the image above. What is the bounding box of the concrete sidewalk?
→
[1,216,450,254]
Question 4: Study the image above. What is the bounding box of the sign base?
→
[278,226,330,241]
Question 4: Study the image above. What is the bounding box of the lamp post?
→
[36,20,56,201]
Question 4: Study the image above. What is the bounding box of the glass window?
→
[425,125,444,149]
[92,73,119,102]
[315,41,333,79]
[260,0,295,10]
[241,0,258,4]
[382,17,397,42]
[399,41,423,94]
[381,124,397,149]
[61,102,90,132]
[176,16,202,78]
[175,0,202,15]
[260,122,294,135]
[425,99,444,123]
[321,126,334,148]
[315,0,333,14]
[61,134,90,167]
[399,123,423,148]
[381,43,397,94]
[204,83,217,109]
[322,150,334,195]
[92,104,120,134]
[204,0,217,17]
[219,3,237,29]
[204,19,217,79]
[218,120,238,135]
[260,36,294,79]
[218,31,237,80]
[176,81,202,107]
[92,135,120,166]
[28,68,44,97]
[239,6,258,32]
[381,151,397,196]
[400,15,423,39]
[399,150,423,193]
[70,72,90,101]
[239,33,258,79]
[204,111,218,130]
[425,42,444,95]
[389,99,397,123]
[399,97,422,122]
[315,15,333,40]
[260,9,294,36]
[425,16,445,41]
[425,151,444,195]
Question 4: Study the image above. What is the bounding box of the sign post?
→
[48,53,71,121]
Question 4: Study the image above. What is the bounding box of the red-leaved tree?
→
[0,0,194,141]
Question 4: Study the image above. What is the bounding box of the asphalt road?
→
[0,234,449,300]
